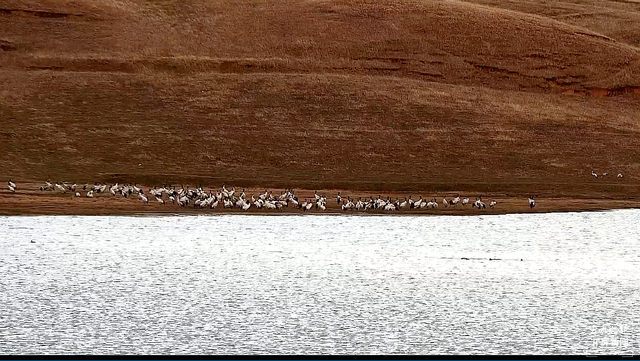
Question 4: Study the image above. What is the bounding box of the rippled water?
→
[1,211,639,355]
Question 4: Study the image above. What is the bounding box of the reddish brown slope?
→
[1,0,640,200]
[2,0,640,91]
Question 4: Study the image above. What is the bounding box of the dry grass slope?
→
[1,0,640,199]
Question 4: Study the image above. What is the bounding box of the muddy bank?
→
[1,181,637,216]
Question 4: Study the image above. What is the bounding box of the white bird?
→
[75,192,81,197]
[156,197,165,205]
[8,185,15,192]
[528,196,536,208]
[618,173,623,178]
[601,173,608,178]
[337,192,341,205]
[489,200,497,208]
[591,171,598,178]
[55,183,66,193]
[86,190,94,198]
[8,180,16,189]
[462,197,469,206]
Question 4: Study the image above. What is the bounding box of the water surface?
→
[1,211,638,354]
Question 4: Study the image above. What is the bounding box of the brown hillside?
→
[462,0,640,49]
[1,0,640,199]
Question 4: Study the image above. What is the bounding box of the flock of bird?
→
[4,170,627,212]
[592,171,624,179]
[4,179,543,212]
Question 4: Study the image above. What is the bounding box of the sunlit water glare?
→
[1,210,639,354]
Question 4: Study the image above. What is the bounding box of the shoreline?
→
[1,181,638,216]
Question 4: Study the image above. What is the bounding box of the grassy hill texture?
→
[2,0,640,198]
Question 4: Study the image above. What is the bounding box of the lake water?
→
[0,211,638,355]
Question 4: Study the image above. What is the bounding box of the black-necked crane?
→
[528,196,536,208]
[55,182,66,193]
[289,197,299,207]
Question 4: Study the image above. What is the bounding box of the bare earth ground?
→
[2,0,640,215]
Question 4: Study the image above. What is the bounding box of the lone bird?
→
[528,196,536,209]
[618,173,623,178]
[8,180,16,189]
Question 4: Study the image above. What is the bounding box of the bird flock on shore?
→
[5,169,629,212]
[3,179,547,211]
